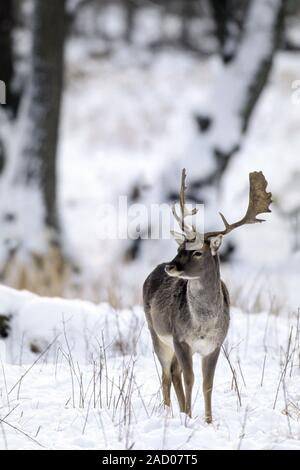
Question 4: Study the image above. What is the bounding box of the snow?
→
[1,1,300,451]
[0,285,300,450]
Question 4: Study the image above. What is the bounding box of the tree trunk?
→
[192,0,284,192]
[0,0,69,296]
[209,0,248,63]
[0,0,18,115]
[21,0,65,230]
[123,0,136,43]
[0,0,17,179]
[179,0,194,49]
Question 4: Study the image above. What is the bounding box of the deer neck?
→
[187,256,223,318]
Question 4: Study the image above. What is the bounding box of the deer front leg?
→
[171,356,185,412]
[173,339,194,417]
[202,347,220,424]
[162,369,172,408]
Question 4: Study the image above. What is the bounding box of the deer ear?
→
[209,234,223,256]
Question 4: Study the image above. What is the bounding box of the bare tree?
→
[209,0,247,63]
[192,0,284,190]
[0,0,18,115]
[0,0,18,178]
[0,0,69,295]
[20,0,66,231]
[126,0,285,261]
[123,0,137,43]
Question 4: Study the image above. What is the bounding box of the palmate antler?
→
[204,171,272,240]
[171,169,272,247]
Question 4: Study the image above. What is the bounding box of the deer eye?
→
[193,251,202,258]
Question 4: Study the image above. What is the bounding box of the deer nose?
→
[166,263,177,273]
[165,263,183,274]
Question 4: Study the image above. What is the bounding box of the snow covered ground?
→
[0,285,300,450]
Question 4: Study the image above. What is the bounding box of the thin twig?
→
[237,406,248,450]
[9,336,59,395]
[0,416,44,448]
[260,354,267,387]
[222,346,242,407]
[273,327,293,410]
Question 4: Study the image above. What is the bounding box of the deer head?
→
[166,169,272,279]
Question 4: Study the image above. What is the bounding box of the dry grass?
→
[1,286,300,449]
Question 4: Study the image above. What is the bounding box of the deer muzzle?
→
[165,263,183,277]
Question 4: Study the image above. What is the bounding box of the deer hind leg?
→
[171,356,185,412]
[202,347,220,424]
[159,344,174,408]
[150,331,174,408]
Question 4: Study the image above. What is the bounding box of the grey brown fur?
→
[143,240,229,422]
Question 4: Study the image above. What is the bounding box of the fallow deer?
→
[143,169,272,423]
